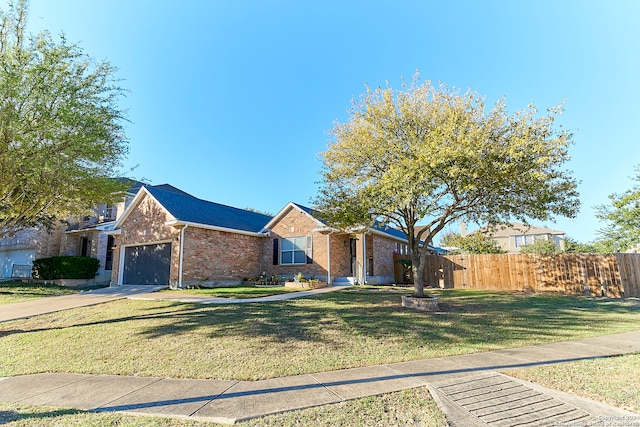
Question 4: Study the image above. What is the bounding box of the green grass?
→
[0,387,447,426]
[0,281,94,305]
[160,285,302,299]
[1,288,638,380]
[0,402,211,426]
[504,353,640,413]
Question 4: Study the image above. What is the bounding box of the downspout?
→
[363,231,367,285]
[178,224,188,289]
[327,233,331,285]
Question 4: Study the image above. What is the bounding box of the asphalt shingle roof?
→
[145,185,273,234]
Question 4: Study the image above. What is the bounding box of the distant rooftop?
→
[481,222,565,237]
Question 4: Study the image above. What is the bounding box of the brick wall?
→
[262,206,331,281]
[370,233,397,279]
[0,223,64,258]
[329,233,352,279]
[111,193,180,285]
[181,227,264,285]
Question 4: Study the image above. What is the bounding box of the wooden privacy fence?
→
[395,253,640,298]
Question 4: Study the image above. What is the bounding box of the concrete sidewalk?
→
[1,331,639,425]
[0,285,167,322]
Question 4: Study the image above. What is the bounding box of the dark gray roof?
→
[146,184,193,197]
[146,186,273,234]
[372,221,445,253]
[291,203,414,243]
[290,203,324,222]
[372,221,407,240]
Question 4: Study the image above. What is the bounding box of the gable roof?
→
[262,202,328,232]
[114,185,273,235]
[148,184,194,197]
[145,186,273,234]
[263,203,443,251]
[481,222,565,237]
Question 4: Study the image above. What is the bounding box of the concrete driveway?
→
[0,285,167,322]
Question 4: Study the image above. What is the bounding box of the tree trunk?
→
[411,250,427,297]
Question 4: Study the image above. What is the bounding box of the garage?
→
[0,249,35,278]
[122,243,171,285]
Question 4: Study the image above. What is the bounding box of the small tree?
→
[519,238,561,254]
[0,1,129,237]
[439,231,504,254]
[594,165,640,252]
[563,236,602,253]
[315,75,579,297]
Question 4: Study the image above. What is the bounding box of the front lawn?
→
[0,281,88,305]
[1,288,639,381]
[160,285,302,299]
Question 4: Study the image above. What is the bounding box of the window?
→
[394,243,409,255]
[515,234,545,247]
[105,235,115,270]
[280,236,312,265]
[105,205,116,220]
[80,237,91,257]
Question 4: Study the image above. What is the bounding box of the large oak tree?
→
[0,0,129,237]
[315,75,579,296]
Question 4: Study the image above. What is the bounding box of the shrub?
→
[32,256,100,280]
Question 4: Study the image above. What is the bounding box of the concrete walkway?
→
[1,287,640,425]
[0,285,167,322]
[0,331,639,425]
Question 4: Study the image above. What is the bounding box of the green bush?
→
[32,256,100,280]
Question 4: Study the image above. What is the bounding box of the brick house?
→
[0,181,143,280]
[110,185,411,287]
[0,223,66,278]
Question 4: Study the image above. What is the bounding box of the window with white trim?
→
[280,236,312,265]
[514,234,544,247]
[394,242,409,255]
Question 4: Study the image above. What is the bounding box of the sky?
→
[13,0,640,243]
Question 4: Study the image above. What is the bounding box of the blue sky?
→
[18,0,640,243]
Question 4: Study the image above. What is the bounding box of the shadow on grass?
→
[0,407,81,424]
[133,289,640,349]
[0,282,76,298]
[2,289,639,353]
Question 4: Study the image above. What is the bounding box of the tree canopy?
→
[594,164,640,252]
[438,231,505,254]
[0,0,129,237]
[315,74,579,296]
[518,238,561,254]
[563,236,604,254]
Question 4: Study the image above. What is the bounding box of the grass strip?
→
[160,285,302,299]
[503,353,640,413]
[0,281,87,305]
[0,386,446,426]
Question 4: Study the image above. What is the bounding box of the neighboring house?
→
[109,185,417,287]
[0,223,66,278]
[479,222,566,253]
[0,180,144,281]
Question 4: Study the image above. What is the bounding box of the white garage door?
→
[0,249,36,278]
